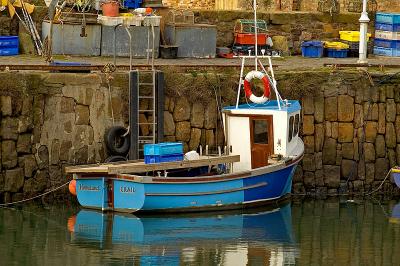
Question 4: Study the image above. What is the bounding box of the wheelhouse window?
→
[288,116,294,142]
[253,120,269,144]
[294,114,300,137]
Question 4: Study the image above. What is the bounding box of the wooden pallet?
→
[65,155,240,174]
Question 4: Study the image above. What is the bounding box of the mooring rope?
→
[364,169,392,196]
[0,181,71,207]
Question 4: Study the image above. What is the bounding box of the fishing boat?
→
[67,203,297,264]
[389,202,400,224]
[390,167,400,189]
[65,0,304,213]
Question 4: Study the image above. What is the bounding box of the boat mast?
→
[254,0,258,71]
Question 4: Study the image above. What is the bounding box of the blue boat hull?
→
[75,161,298,213]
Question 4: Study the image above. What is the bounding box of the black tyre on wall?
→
[104,126,130,156]
[104,155,127,163]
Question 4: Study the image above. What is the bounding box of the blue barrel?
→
[0,36,19,56]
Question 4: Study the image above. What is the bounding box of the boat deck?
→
[65,155,240,175]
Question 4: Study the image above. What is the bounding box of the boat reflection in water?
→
[67,203,298,265]
[390,202,400,224]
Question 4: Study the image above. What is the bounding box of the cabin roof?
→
[223,100,301,114]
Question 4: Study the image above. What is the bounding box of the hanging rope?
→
[0,181,71,207]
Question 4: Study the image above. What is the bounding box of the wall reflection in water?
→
[0,199,399,265]
[291,198,400,266]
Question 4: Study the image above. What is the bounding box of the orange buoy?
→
[67,215,77,232]
[69,180,77,196]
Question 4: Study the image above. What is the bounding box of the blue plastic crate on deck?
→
[375,22,400,32]
[0,36,19,56]
[373,47,400,57]
[301,41,323,58]
[376,12,400,25]
[123,0,142,8]
[144,142,184,164]
[326,48,348,58]
[374,39,400,49]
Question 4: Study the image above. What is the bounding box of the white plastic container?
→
[375,30,400,41]
[97,15,123,26]
[143,16,161,27]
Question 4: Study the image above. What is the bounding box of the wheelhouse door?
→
[250,116,274,169]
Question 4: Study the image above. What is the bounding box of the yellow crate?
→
[324,41,349,49]
[339,31,372,42]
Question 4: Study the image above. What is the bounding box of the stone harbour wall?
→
[0,69,399,203]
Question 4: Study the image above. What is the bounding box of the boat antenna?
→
[253,0,258,71]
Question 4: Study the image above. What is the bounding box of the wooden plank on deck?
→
[65,155,240,175]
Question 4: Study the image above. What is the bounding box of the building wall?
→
[162,0,400,12]
[0,70,399,203]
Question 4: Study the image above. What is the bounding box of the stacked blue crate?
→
[123,0,142,8]
[0,36,19,56]
[144,142,184,164]
[374,12,400,57]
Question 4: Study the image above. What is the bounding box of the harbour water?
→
[0,198,399,265]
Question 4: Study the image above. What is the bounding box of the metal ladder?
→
[136,69,157,156]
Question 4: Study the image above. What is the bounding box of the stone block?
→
[386,123,396,148]
[36,145,49,169]
[271,36,289,54]
[363,143,375,163]
[75,105,90,125]
[168,98,175,113]
[397,144,400,165]
[371,103,379,121]
[388,149,396,168]
[302,154,315,172]
[303,171,315,188]
[4,168,24,193]
[74,145,88,165]
[358,158,365,180]
[1,118,19,140]
[173,97,191,122]
[164,136,176,142]
[386,99,396,122]
[325,96,337,121]
[21,97,33,116]
[336,149,342,166]
[293,165,303,183]
[341,142,354,159]
[17,134,32,154]
[18,116,33,134]
[164,111,175,136]
[191,102,204,128]
[189,128,201,151]
[331,122,338,139]
[1,96,12,116]
[323,165,340,188]
[204,129,214,147]
[315,124,324,152]
[378,103,386,134]
[60,97,75,113]
[337,95,354,122]
[292,183,305,194]
[314,96,324,123]
[302,95,314,115]
[2,140,17,169]
[379,87,386,103]
[302,115,314,135]
[33,170,48,192]
[365,121,377,142]
[315,169,324,186]
[322,138,337,165]
[314,152,322,170]
[354,104,363,128]
[353,180,364,192]
[303,136,314,154]
[325,121,331,137]
[175,121,191,142]
[338,123,353,143]
[375,158,389,181]
[396,117,400,143]
[341,159,356,180]
[50,139,60,165]
[375,135,386,158]
[23,155,37,178]
[204,101,217,129]
[60,140,72,161]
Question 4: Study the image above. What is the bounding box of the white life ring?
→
[243,70,271,104]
